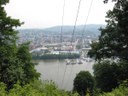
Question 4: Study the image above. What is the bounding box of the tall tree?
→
[17,43,40,85]
[88,0,128,92]
[88,0,128,61]
[0,0,40,90]
[0,0,21,89]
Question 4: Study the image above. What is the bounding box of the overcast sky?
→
[5,0,114,29]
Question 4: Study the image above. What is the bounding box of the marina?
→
[65,57,93,65]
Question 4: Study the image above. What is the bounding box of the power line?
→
[60,0,66,43]
[61,0,82,89]
[63,64,74,89]
[71,0,82,45]
[81,0,94,39]
[81,0,94,70]
[56,0,66,85]
[64,0,94,89]
[61,64,68,88]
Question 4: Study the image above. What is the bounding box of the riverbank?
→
[32,53,80,60]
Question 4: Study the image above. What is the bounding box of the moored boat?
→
[65,59,70,65]
[77,59,83,64]
[70,59,76,65]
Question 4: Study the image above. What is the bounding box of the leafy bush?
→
[73,71,94,96]
[101,86,128,96]
[0,80,79,96]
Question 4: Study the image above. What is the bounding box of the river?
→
[35,59,94,91]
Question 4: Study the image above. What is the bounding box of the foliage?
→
[0,82,6,96]
[88,0,128,93]
[101,85,128,96]
[88,0,128,61]
[0,0,21,89]
[0,0,40,90]
[73,71,94,96]
[93,60,119,92]
[93,60,128,92]
[94,80,128,96]
[0,80,79,96]
[116,60,128,83]
[17,43,40,85]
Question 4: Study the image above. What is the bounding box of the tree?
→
[88,0,128,92]
[0,0,40,90]
[93,60,119,92]
[92,60,128,92]
[0,0,22,89]
[88,0,128,61]
[17,43,40,85]
[101,84,128,96]
[73,71,94,96]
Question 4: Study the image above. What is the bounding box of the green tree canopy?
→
[88,0,128,61]
[93,60,128,92]
[88,0,128,93]
[93,60,119,92]
[0,0,40,90]
[73,71,94,96]
[17,43,40,85]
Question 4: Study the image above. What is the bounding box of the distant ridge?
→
[18,24,105,36]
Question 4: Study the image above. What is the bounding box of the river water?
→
[35,59,94,91]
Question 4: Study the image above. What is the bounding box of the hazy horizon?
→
[5,0,114,29]
[17,24,105,30]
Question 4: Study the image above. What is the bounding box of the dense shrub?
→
[0,80,79,96]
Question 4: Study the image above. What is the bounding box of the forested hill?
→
[18,24,105,36]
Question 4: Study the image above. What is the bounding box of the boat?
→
[65,59,70,65]
[88,58,93,62]
[82,57,93,62]
[82,57,88,61]
[77,59,83,64]
[85,57,93,62]
[70,59,76,65]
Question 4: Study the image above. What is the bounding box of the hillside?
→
[18,24,105,36]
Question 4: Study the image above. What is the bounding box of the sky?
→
[5,0,114,29]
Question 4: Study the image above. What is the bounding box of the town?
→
[17,25,101,62]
